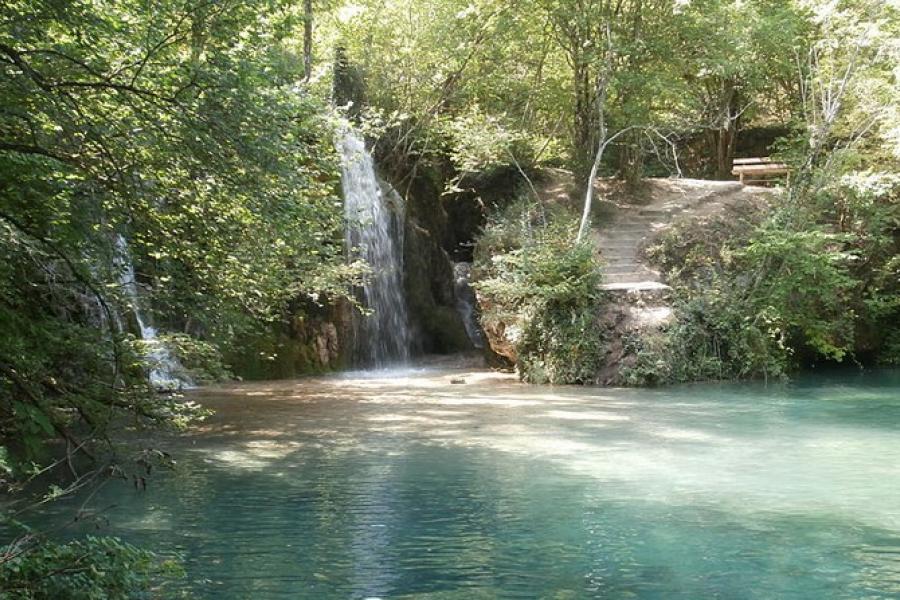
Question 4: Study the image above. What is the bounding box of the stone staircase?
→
[594,179,767,291]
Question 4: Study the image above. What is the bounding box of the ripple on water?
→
[12,368,900,599]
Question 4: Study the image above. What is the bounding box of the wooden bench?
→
[731,157,789,186]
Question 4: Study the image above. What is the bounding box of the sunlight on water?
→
[20,368,900,598]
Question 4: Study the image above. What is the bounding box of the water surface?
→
[33,369,900,598]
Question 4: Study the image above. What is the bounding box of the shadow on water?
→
[13,367,900,598]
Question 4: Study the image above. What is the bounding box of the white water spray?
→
[115,236,188,390]
[338,130,411,366]
[453,262,485,349]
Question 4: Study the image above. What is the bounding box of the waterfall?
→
[453,262,485,349]
[338,130,411,366]
[115,236,188,390]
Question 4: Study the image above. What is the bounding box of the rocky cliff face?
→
[396,163,527,360]
[404,217,472,354]
[392,164,477,355]
[232,133,519,378]
[593,288,674,385]
[229,299,354,380]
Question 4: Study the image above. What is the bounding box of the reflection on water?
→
[20,369,900,598]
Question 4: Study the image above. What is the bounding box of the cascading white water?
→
[115,236,188,390]
[453,262,485,349]
[338,130,412,366]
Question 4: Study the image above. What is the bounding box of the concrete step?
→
[604,270,659,280]
[638,209,679,218]
[604,263,658,272]
[599,244,645,252]
[598,236,650,245]
[604,259,651,267]
[601,256,642,263]
[600,241,640,247]
[599,233,646,240]
[601,222,649,228]
[603,258,642,265]
[601,281,670,292]
[604,276,662,285]
[599,236,646,244]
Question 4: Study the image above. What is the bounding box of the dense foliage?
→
[322,0,897,386]
[1,1,351,463]
[1,0,351,592]
[618,1,900,385]
[318,0,819,183]
[0,536,182,599]
[474,200,606,383]
[631,174,899,385]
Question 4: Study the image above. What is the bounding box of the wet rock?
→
[404,219,472,354]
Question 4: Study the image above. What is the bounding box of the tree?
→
[0,1,354,584]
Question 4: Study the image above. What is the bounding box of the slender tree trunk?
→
[715,80,740,179]
[303,0,313,82]
[619,128,644,186]
[576,113,607,243]
[573,59,597,184]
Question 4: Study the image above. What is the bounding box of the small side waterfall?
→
[338,130,411,366]
[453,262,485,349]
[115,236,188,390]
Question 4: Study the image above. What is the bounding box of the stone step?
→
[604,237,645,242]
[604,260,652,268]
[599,241,646,249]
[602,227,664,236]
[638,209,678,217]
[600,244,641,254]
[604,262,647,271]
[600,249,645,257]
[602,237,645,242]
[606,221,657,228]
[604,263,657,272]
[604,277,661,285]
[603,256,642,263]
[600,281,670,292]
[603,220,657,227]
[604,269,659,279]
[598,238,643,245]
[598,236,649,245]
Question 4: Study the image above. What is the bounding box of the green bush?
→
[473,201,606,384]
[637,173,897,384]
[622,288,791,386]
[0,536,184,600]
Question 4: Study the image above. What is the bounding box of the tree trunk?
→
[303,0,313,82]
[619,128,644,186]
[573,60,597,185]
[714,81,740,179]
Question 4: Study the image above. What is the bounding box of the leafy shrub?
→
[0,536,184,600]
[473,200,606,383]
[735,225,859,361]
[158,334,233,384]
[622,287,791,386]
[440,107,535,179]
[638,182,894,384]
